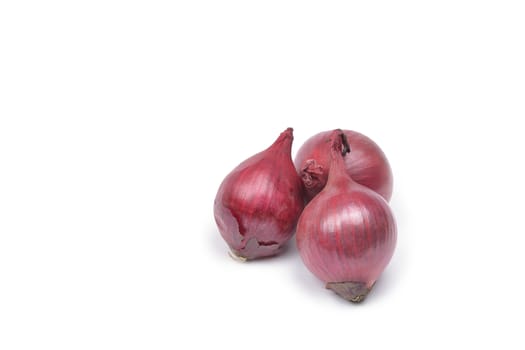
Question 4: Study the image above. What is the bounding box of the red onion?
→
[214,128,304,260]
[296,130,397,302]
[295,129,393,202]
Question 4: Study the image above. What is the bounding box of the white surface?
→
[1,1,524,349]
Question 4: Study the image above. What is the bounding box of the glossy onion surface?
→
[296,131,397,302]
[214,128,304,260]
[295,129,393,202]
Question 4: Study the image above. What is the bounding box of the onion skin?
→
[214,128,304,260]
[296,130,397,302]
[295,130,393,203]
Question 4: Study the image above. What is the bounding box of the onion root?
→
[325,281,373,303]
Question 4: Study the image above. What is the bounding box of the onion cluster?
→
[213,128,397,302]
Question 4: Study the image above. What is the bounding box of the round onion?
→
[295,129,393,202]
[214,128,304,260]
[296,130,397,302]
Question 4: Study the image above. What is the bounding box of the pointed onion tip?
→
[283,127,294,137]
[271,128,294,148]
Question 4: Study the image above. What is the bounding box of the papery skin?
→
[295,130,393,202]
[296,130,397,302]
[214,128,304,260]
[296,187,397,287]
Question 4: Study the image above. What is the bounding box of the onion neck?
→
[326,129,353,187]
[268,127,294,156]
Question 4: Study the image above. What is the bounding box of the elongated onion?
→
[214,128,304,260]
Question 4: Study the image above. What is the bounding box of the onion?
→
[214,128,304,260]
[296,130,397,302]
[295,129,393,202]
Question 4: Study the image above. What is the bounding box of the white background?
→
[1,1,524,349]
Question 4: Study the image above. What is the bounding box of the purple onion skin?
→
[296,131,397,302]
[295,130,393,203]
[214,128,304,260]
